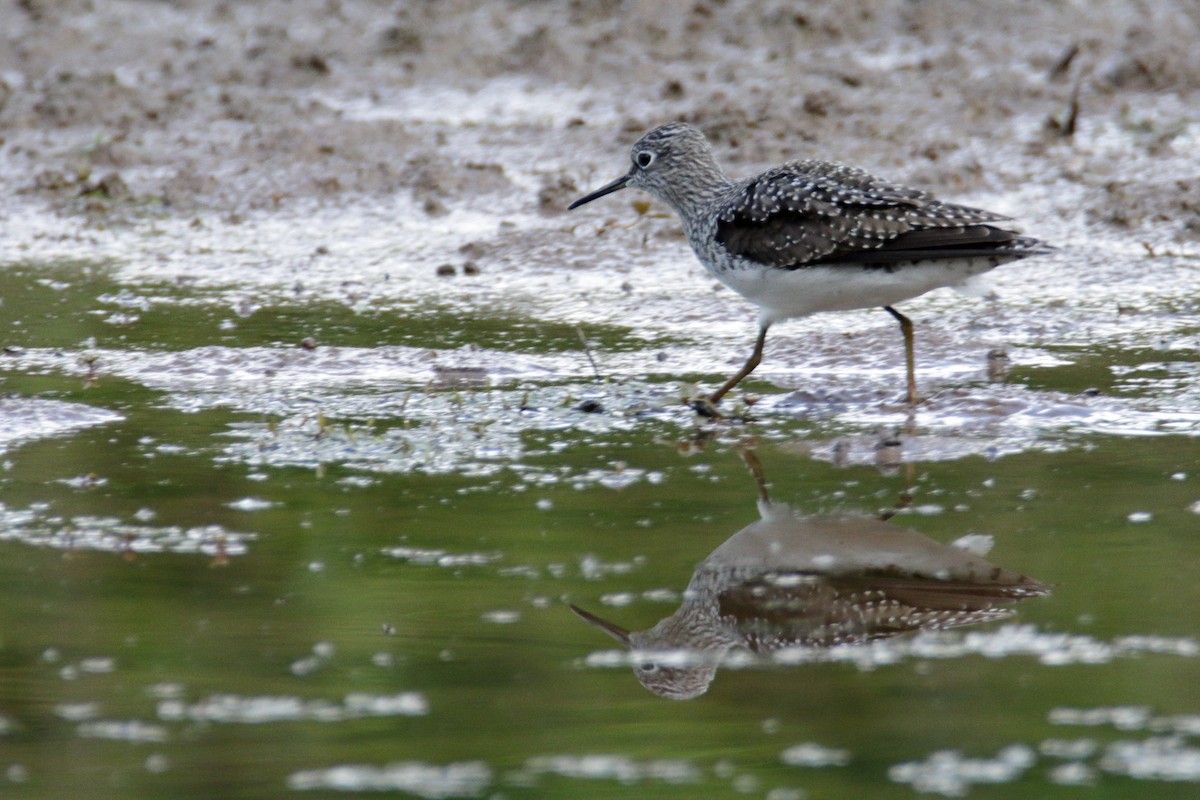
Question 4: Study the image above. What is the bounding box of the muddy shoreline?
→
[1,1,1197,239]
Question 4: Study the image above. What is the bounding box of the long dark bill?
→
[569,604,631,645]
[567,172,632,210]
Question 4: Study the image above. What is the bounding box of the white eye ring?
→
[635,151,655,168]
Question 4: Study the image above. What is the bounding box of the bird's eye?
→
[635,151,655,168]
[636,662,656,672]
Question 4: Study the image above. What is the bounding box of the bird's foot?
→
[687,396,724,419]
[687,396,756,422]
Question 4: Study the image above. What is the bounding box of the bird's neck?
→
[655,160,732,230]
[636,576,739,652]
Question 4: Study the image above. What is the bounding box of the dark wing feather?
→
[717,572,1049,650]
[715,160,1045,269]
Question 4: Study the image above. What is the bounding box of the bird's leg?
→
[884,306,917,405]
[691,325,769,417]
[735,446,770,505]
[711,325,769,404]
[880,461,917,521]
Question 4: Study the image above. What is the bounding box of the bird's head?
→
[568,123,721,213]
[570,602,719,701]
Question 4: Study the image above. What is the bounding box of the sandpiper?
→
[569,123,1051,414]
[571,450,1049,699]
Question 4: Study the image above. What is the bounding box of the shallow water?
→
[1,220,1199,799]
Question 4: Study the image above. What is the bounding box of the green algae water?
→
[1,250,1198,799]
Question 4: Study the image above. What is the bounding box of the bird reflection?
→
[571,450,1049,700]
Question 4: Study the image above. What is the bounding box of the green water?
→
[1,260,1198,799]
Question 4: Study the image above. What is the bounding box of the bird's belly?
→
[712,259,999,325]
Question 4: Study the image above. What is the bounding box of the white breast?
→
[710,258,1000,326]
